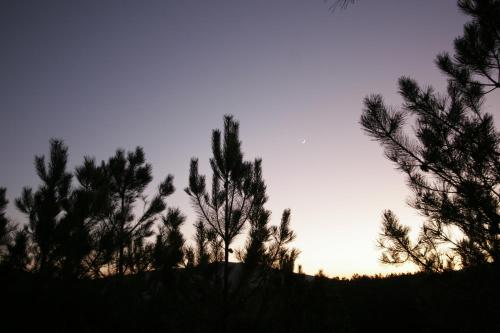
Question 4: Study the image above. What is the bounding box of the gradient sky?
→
[2,0,493,277]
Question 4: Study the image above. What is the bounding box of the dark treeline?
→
[0,115,298,280]
[1,0,500,332]
[0,115,301,332]
[1,259,499,332]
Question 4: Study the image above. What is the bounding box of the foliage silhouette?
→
[71,157,115,277]
[0,113,302,331]
[93,147,175,277]
[360,0,500,271]
[325,0,356,12]
[0,188,14,260]
[0,189,30,270]
[0,115,498,332]
[194,220,211,268]
[152,207,187,276]
[15,139,73,276]
[185,115,299,329]
[185,115,269,317]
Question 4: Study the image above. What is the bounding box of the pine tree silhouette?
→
[185,115,268,326]
[71,157,113,278]
[15,139,72,276]
[360,0,500,271]
[0,188,16,265]
[194,220,210,268]
[0,189,12,255]
[98,147,175,277]
[152,207,186,276]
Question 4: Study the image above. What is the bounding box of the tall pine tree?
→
[360,0,500,271]
[186,115,268,322]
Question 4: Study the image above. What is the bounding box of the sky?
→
[1,0,494,277]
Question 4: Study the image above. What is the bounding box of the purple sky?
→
[2,0,493,277]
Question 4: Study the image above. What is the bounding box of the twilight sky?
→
[2,0,493,277]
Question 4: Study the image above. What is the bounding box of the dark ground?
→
[1,264,498,333]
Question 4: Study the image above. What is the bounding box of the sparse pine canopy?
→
[238,208,299,274]
[70,157,112,278]
[185,115,268,294]
[2,123,296,282]
[0,188,16,262]
[99,147,175,277]
[269,209,299,272]
[1,188,30,271]
[185,114,298,327]
[437,0,500,96]
[194,220,211,267]
[8,141,178,278]
[15,139,73,275]
[361,0,500,271]
[153,207,187,273]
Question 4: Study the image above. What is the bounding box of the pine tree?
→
[5,228,30,271]
[152,207,186,275]
[185,115,267,321]
[15,139,72,276]
[6,143,100,276]
[238,208,298,274]
[268,209,299,272]
[99,147,175,277]
[360,0,500,271]
[0,188,16,263]
[71,157,112,278]
[237,207,271,271]
[194,220,210,268]
[53,158,108,278]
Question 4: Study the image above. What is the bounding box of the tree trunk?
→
[118,194,125,277]
[223,240,229,332]
[39,250,47,275]
[118,239,124,277]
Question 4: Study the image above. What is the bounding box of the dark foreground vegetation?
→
[1,264,499,333]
